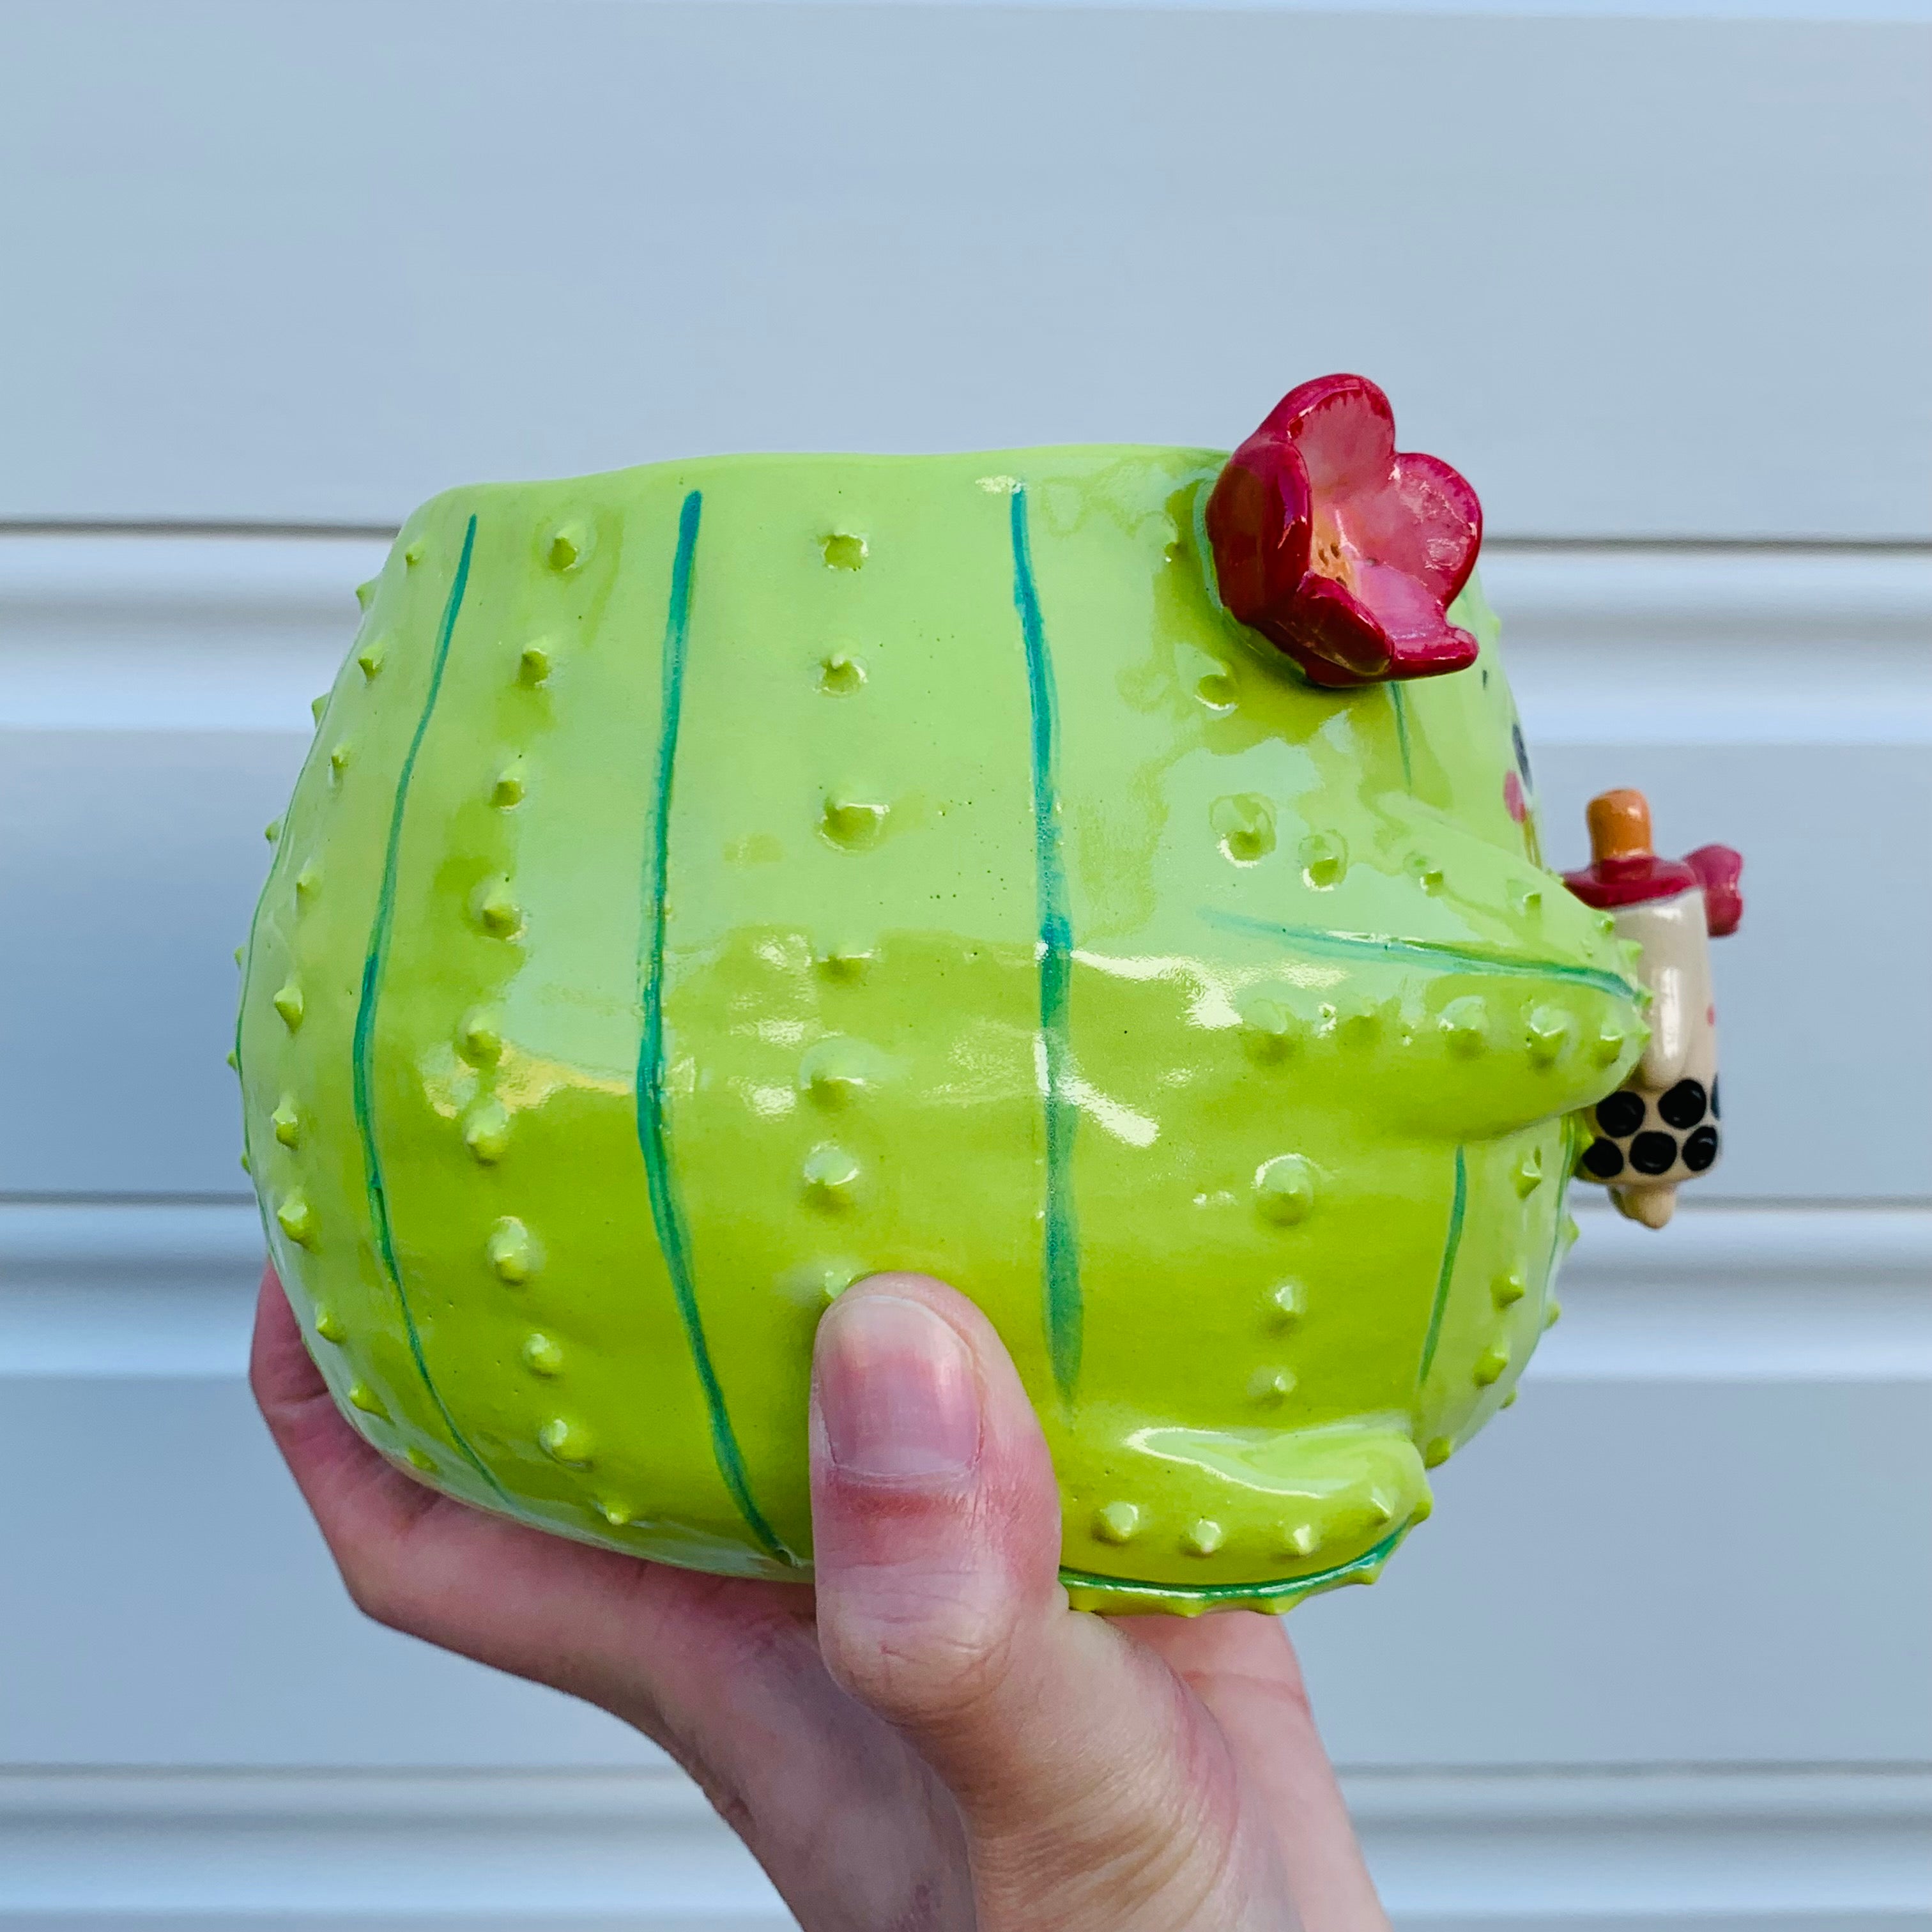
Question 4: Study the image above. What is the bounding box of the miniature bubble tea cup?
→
[1566,789,1743,1227]
[237,375,1743,1614]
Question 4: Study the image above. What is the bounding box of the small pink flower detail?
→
[1503,770,1528,824]
[1206,374,1483,689]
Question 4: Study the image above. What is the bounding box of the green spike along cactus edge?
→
[237,448,1644,1613]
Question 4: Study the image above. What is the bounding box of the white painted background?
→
[2,1,1928,1924]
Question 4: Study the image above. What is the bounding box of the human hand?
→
[253,1266,1388,1931]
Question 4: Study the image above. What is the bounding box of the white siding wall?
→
[3,3,1928,1924]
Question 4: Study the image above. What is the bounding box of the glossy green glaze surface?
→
[238,448,1644,1613]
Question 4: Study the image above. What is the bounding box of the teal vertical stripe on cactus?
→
[1010,484,1083,1399]
[351,516,510,1503]
[635,491,796,1567]
[1416,1144,1468,1386]
[1390,684,1414,790]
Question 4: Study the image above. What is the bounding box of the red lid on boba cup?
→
[1563,789,1743,935]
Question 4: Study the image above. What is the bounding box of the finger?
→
[250,1266,781,1705]
[809,1273,1290,1929]
[1127,1614,1388,1929]
[249,1264,441,1537]
[250,1268,972,1928]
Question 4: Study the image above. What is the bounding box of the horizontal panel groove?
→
[8,1761,1923,1822]
[0,521,402,543]
[0,1192,257,1210]
[3,1199,1926,1381]
[1490,535,1932,556]
[4,534,1926,744]
[4,1188,1924,1213]
[1344,1763,1932,1823]
[0,1765,1922,1924]
[4,520,1931,555]
[1560,1200,1932,1279]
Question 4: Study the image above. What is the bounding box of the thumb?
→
[808,1273,1289,1931]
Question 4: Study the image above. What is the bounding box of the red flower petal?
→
[1351,559,1457,643]
[1287,574,1396,686]
[1268,374,1395,501]
[1346,561,1480,676]
[1369,452,1483,606]
[1391,624,1480,677]
[1202,435,1312,647]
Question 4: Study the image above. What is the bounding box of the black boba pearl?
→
[1659,1079,1708,1129]
[1710,1077,1721,1119]
[1581,1138,1626,1179]
[1683,1125,1720,1172]
[1630,1131,1678,1176]
[1596,1090,1645,1138]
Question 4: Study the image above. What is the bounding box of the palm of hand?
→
[253,1271,1387,1931]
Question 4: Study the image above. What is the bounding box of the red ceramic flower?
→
[1205,374,1483,689]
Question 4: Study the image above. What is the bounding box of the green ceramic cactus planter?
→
[238,396,1647,1614]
